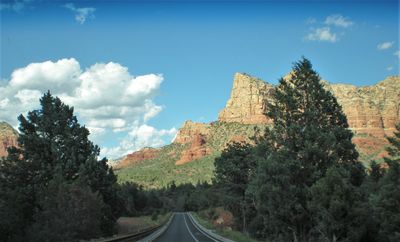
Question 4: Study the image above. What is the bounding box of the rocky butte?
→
[0,122,18,158]
[118,73,399,168]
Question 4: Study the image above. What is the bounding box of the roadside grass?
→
[116,212,171,234]
[191,211,260,242]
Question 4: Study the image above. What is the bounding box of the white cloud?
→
[387,66,393,71]
[393,50,400,58]
[0,58,172,158]
[101,125,177,158]
[0,0,32,12]
[64,3,95,24]
[325,14,354,28]
[9,58,81,94]
[305,27,338,43]
[377,41,394,50]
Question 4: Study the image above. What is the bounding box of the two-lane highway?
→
[152,212,219,242]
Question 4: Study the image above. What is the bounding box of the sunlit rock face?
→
[218,73,274,125]
[0,122,18,158]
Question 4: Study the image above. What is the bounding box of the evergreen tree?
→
[0,91,119,240]
[214,142,257,232]
[308,166,371,241]
[27,176,105,242]
[252,58,362,240]
[370,123,400,241]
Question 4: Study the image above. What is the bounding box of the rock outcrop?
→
[326,76,400,137]
[0,122,18,157]
[120,74,399,167]
[219,73,399,137]
[218,73,274,124]
[175,132,212,165]
[173,120,211,144]
[115,147,160,169]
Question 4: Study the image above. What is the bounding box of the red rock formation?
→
[0,122,18,157]
[175,132,212,165]
[173,120,211,144]
[115,147,160,169]
[218,73,274,124]
[325,76,400,137]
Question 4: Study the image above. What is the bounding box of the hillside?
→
[0,122,18,158]
[115,73,400,188]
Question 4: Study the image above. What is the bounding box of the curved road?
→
[152,212,220,242]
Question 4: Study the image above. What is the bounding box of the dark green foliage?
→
[249,58,367,241]
[369,123,400,241]
[0,92,119,241]
[27,176,104,242]
[214,142,257,231]
[308,166,370,241]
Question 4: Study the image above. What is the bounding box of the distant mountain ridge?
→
[117,73,400,173]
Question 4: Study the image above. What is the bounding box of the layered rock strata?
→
[0,122,18,157]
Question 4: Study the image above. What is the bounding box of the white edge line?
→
[186,212,219,242]
[183,212,199,242]
[139,213,175,242]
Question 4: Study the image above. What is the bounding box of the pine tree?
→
[0,91,119,240]
[214,142,257,232]
[370,123,400,241]
[252,58,362,240]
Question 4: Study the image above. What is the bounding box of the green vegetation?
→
[116,121,265,189]
[192,211,260,242]
[207,121,265,150]
[116,145,219,189]
[116,212,171,235]
[213,58,400,241]
[0,92,119,241]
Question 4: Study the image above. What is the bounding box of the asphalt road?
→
[153,212,218,242]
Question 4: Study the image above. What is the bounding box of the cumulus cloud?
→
[305,27,338,43]
[64,3,95,24]
[324,14,354,28]
[377,41,394,50]
[305,14,354,43]
[101,125,177,158]
[0,0,32,12]
[0,58,173,158]
[394,50,400,58]
[387,66,393,71]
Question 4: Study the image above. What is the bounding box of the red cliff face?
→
[325,76,400,137]
[175,132,212,165]
[120,74,399,166]
[0,122,18,158]
[218,73,274,124]
[115,147,160,169]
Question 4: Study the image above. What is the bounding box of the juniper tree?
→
[370,123,400,241]
[252,58,363,240]
[214,142,258,232]
[0,91,119,240]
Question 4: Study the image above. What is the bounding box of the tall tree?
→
[370,123,400,241]
[0,91,119,240]
[214,142,257,232]
[252,58,362,240]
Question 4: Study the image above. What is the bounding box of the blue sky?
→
[1,0,399,158]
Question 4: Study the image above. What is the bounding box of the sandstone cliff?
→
[325,76,400,137]
[114,147,160,169]
[0,122,18,157]
[120,74,399,167]
[218,73,274,124]
[173,120,211,144]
